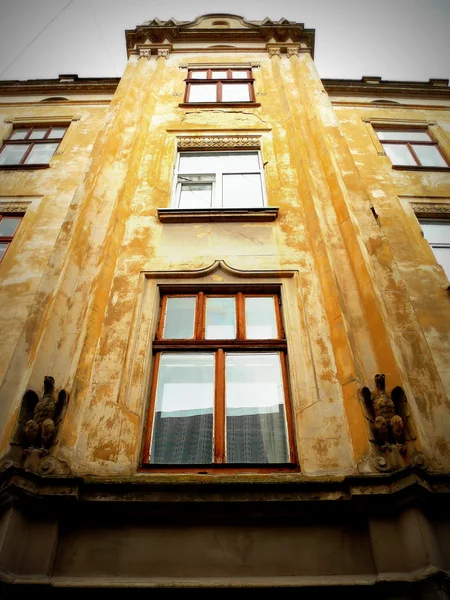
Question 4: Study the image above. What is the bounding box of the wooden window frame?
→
[0,212,23,262]
[0,125,67,168]
[375,127,450,169]
[184,68,256,104]
[142,288,297,473]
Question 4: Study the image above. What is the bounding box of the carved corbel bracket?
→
[268,47,281,58]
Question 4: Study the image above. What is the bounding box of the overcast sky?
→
[0,0,449,82]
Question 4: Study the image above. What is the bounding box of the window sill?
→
[0,164,50,170]
[179,102,261,109]
[392,165,450,172]
[158,207,278,223]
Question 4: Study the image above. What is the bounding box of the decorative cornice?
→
[0,201,30,213]
[177,135,261,149]
[125,14,315,58]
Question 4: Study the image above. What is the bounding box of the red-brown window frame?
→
[184,68,256,104]
[0,212,23,262]
[0,125,67,167]
[142,288,297,472]
[375,128,450,168]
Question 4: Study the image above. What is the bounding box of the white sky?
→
[0,0,449,82]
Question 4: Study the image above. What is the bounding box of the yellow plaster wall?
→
[1,49,449,478]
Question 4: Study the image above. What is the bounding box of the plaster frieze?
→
[177,136,260,149]
[0,201,30,213]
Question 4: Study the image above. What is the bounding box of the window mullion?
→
[214,348,226,463]
[21,143,34,165]
[236,292,245,339]
[195,292,206,339]
[142,352,161,464]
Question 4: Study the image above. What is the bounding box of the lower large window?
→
[143,290,295,469]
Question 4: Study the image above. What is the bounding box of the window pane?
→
[29,128,48,139]
[220,152,260,171]
[163,297,196,339]
[412,145,447,167]
[0,144,28,165]
[382,143,417,166]
[205,297,236,339]
[245,297,277,339]
[179,153,218,173]
[189,70,208,79]
[188,84,217,102]
[225,353,289,463]
[377,130,430,142]
[420,221,450,245]
[211,70,228,79]
[431,247,450,279]
[179,183,212,208]
[0,217,21,236]
[232,70,249,79]
[222,83,251,102]
[223,174,263,208]
[150,353,214,464]
[10,129,29,140]
[0,242,8,261]
[24,143,58,164]
[48,127,67,139]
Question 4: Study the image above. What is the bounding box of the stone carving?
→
[1,377,70,476]
[360,374,414,454]
[268,47,281,58]
[157,49,170,59]
[411,202,450,215]
[0,202,29,213]
[287,47,299,57]
[178,136,260,149]
[139,48,152,59]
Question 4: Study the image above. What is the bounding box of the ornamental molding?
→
[411,202,450,215]
[268,47,281,58]
[157,48,170,59]
[0,201,31,213]
[177,135,261,149]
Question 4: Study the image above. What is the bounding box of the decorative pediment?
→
[126,14,315,57]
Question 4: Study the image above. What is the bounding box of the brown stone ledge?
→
[158,207,278,223]
[0,164,49,170]
[2,465,450,509]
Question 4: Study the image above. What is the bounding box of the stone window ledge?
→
[157,207,278,223]
[392,165,450,172]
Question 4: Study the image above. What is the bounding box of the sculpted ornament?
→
[360,374,414,454]
[268,47,281,58]
[157,49,170,59]
[0,376,70,475]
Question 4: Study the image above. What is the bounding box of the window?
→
[0,213,23,262]
[0,125,67,167]
[185,68,255,103]
[172,151,265,209]
[143,290,295,468]
[375,129,449,168]
[419,220,450,278]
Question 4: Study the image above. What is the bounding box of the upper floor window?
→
[0,125,67,167]
[172,150,266,209]
[419,219,450,279]
[143,290,295,468]
[185,68,255,103]
[0,213,23,262]
[375,128,449,168]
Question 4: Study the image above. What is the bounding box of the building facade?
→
[0,14,450,597]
